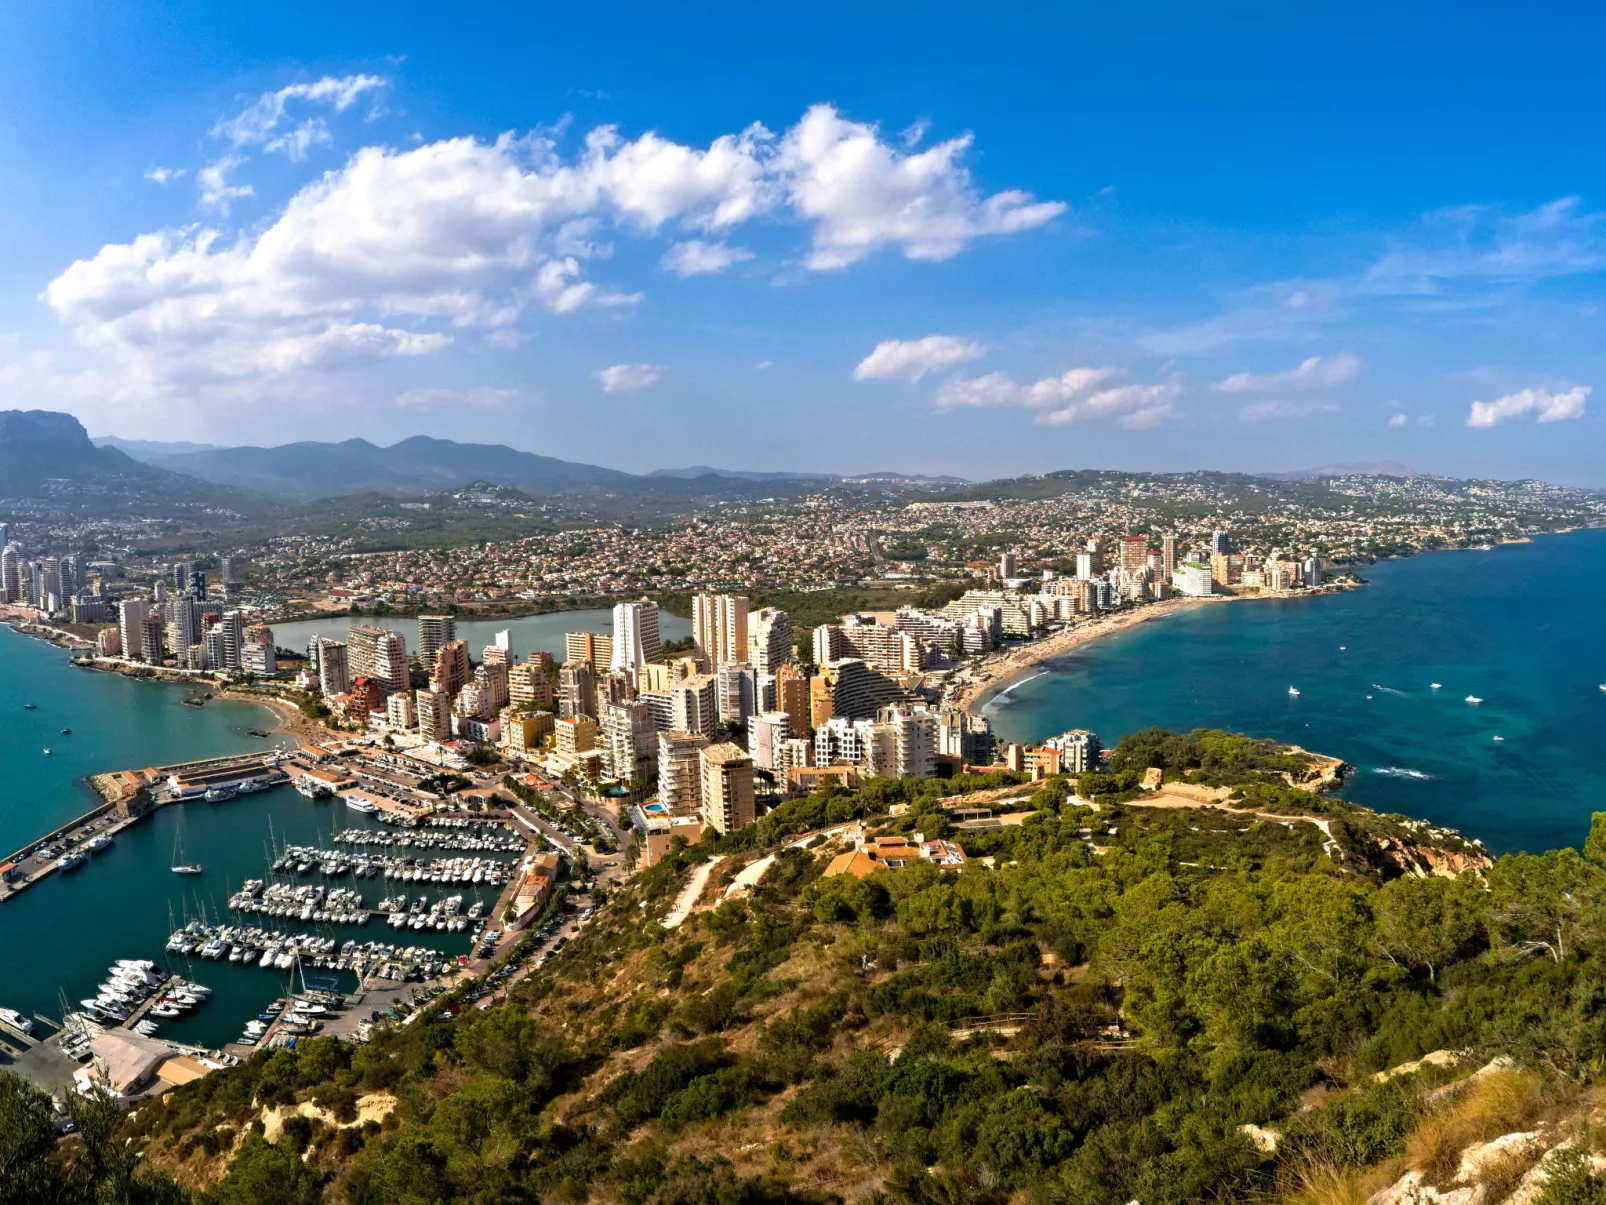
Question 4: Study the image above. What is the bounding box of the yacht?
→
[345,796,378,814]
[1287,686,1300,697]
[0,1008,35,1035]
[42,748,51,756]
[85,835,112,853]
[56,851,86,872]
[1465,695,1483,705]
[60,728,71,735]
[23,703,36,710]
[1431,683,1442,690]
[1493,736,1505,742]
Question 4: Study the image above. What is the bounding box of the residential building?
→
[564,631,613,668]
[1119,534,1149,573]
[748,711,790,771]
[117,598,149,663]
[417,615,456,665]
[657,731,709,815]
[816,657,905,720]
[747,606,793,673]
[501,709,554,757]
[776,663,811,736]
[1046,728,1102,772]
[415,688,451,741]
[508,662,554,711]
[316,638,350,697]
[241,624,276,676]
[1173,562,1214,597]
[476,660,510,711]
[554,715,598,763]
[999,550,1017,579]
[715,662,757,727]
[559,660,597,720]
[699,743,755,835]
[139,612,165,664]
[348,625,408,696]
[610,599,663,670]
[693,592,748,667]
[386,691,415,731]
[601,699,657,785]
[823,831,967,878]
[430,639,471,699]
[670,673,718,736]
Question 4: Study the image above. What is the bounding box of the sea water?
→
[982,527,1606,854]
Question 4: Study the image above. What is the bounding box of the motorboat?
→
[85,835,112,853]
[1431,683,1442,690]
[60,728,71,735]
[0,1008,35,1035]
[1465,695,1483,705]
[23,703,36,710]
[345,797,378,814]
[205,785,237,803]
[1287,686,1300,696]
[56,851,85,871]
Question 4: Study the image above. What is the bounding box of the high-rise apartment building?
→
[1046,729,1102,773]
[775,663,811,737]
[670,673,718,736]
[700,744,755,835]
[1211,530,1232,555]
[430,639,471,699]
[748,711,790,771]
[816,658,905,720]
[317,638,350,696]
[241,624,277,676]
[117,598,149,663]
[217,611,247,671]
[657,731,710,815]
[139,612,166,664]
[999,550,1018,579]
[417,616,456,665]
[476,660,510,711]
[747,607,793,674]
[610,599,663,671]
[0,545,22,603]
[559,660,597,720]
[693,593,748,668]
[386,691,415,731]
[1119,535,1149,573]
[565,631,614,668]
[1161,533,1177,580]
[348,625,408,696]
[715,662,756,727]
[416,688,451,741]
[508,662,554,711]
[600,699,658,785]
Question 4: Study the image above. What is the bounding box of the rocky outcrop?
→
[1367,833,1492,879]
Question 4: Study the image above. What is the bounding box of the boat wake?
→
[1372,766,1433,781]
[1370,684,1410,697]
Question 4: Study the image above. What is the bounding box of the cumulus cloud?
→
[597,363,664,392]
[1215,353,1361,394]
[214,74,386,160]
[1388,413,1407,428]
[144,167,185,184]
[661,239,754,277]
[778,104,1066,269]
[854,335,986,382]
[1466,385,1589,428]
[43,102,1060,412]
[936,366,1174,427]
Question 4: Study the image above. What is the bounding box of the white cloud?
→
[661,240,754,277]
[214,74,387,160]
[144,167,185,184]
[1365,197,1606,294]
[1215,353,1362,394]
[394,385,519,409]
[1388,413,1407,428]
[597,363,664,392]
[778,104,1066,269]
[755,359,774,369]
[937,365,1173,427]
[196,157,253,213]
[1466,385,1589,428]
[854,335,986,382]
[44,103,1058,412]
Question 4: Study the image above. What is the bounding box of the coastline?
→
[955,583,1358,718]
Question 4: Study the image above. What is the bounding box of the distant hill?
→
[134,436,642,502]
[0,410,275,516]
[1261,460,1420,481]
[649,465,968,485]
[91,436,225,458]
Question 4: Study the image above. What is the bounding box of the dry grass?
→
[1279,1157,1400,1205]
[1405,1067,1550,1186]
[1473,1144,1546,1201]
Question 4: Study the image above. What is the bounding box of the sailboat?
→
[171,831,203,876]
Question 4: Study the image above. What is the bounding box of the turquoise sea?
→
[982,527,1606,855]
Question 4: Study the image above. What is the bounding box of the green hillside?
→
[6,729,1606,1204]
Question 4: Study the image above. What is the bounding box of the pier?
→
[0,751,286,904]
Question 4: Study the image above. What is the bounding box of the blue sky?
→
[2,1,1605,483]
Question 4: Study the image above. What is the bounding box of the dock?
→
[0,752,287,905]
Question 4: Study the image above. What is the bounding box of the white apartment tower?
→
[610,599,663,671]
